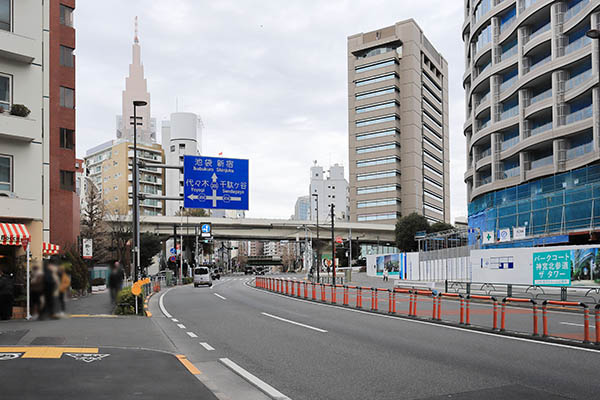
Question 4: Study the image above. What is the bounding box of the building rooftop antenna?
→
[134,16,139,43]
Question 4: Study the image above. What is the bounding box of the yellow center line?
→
[0,346,99,359]
[175,354,202,375]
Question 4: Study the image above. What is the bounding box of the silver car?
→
[193,266,212,287]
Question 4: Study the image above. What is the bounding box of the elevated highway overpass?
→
[111,215,396,243]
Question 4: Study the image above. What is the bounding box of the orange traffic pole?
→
[532,301,538,336]
[492,299,498,330]
[459,296,464,325]
[304,282,308,298]
[500,300,506,331]
[465,297,471,326]
[437,294,441,320]
[432,295,437,320]
[408,291,414,316]
[331,285,336,304]
[321,284,326,302]
[596,305,600,345]
[312,282,316,300]
[343,286,349,306]
[372,289,378,311]
[291,280,295,296]
[388,290,393,314]
[357,287,362,308]
[542,302,548,337]
[583,306,590,343]
[413,292,418,317]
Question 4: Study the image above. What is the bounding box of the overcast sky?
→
[75,0,466,221]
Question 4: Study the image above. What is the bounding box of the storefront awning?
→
[43,242,60,255]
[0,223,31,246]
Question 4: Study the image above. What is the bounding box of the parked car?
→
[193,266,212,287]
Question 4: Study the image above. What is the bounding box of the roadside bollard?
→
[412,291,418,317]
[357,287,363,308]
[285,280,289,295]
[432,294,437,320]
[298,281,301,297]
[542,301,548,337]
[321,284,326,302]
[459,295,465,324]
[532,301,539,336]
[312,282,316,300]
[500,300,506,331]
[331,285,336,304]
[372,288,378,311]
[596,304,600,345]
[291,280,295,296]
[465,297,471,326]
[408,291,414,316]
[492,298,498,331]
[343,286,349,306]
[388,289,394,314]
[436,294,442,320]
[583,306,590,343]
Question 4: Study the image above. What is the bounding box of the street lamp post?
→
[131,100,147,284]
[311,193,320,283]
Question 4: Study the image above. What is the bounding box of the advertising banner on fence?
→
[472,245,600,285]
[366,252,418,280]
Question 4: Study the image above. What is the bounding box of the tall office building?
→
[464,0,600,238]
[310,163,349,221]
[162,112,202,216]
[294,195,310,220]
[348,19,450,224]
[84,19,164,217]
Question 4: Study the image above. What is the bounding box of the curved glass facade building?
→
[464,0,600,238]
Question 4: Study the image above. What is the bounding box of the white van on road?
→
[194,266,212,287]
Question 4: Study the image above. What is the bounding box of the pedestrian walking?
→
[108,261,124,304]
[41,258,60,319]
[0,269,14,320]
[383,267,389,282]
[58,264,71,315]
[30,264,44,319]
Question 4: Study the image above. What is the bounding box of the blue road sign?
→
[183,156,249,210]
[201,224,211,234]
[169,247,176,255]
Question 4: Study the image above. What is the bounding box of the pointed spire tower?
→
[117,16,155,143]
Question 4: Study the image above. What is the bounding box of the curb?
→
[252,283,600,351]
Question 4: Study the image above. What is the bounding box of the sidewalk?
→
[0,303,218,399]
[66,290,114,315]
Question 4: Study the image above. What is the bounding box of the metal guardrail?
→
[444,280,600,305]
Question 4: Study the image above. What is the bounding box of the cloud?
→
[75,0,467,221]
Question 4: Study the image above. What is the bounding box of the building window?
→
[60,170,75,191]
[59,128,74,149]
[0,154,12,191]
[59,46,74,67]
[60,4,74,27]
[0,0,11,32]
[179,143,185,150]
[170,145,175,152]
[60,87,74,109]
[0,73,10,110]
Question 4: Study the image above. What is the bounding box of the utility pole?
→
[330,203,336,285]
[130,100,147,284]
[311,193,320,283]
[348,226,352,270]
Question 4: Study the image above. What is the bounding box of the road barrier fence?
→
[255,277,600,347]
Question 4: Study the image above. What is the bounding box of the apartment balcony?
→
[0,113,38,141]
[565,105,593,125]
[0,30,36,63]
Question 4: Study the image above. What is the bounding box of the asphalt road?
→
[156,275,600,400]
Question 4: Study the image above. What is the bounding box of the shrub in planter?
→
[9,104,31,117]
[183,277,193,284]
[91,277,106,286]
[114,286,143,315]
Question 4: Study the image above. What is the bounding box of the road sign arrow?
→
[188,194,199,200]
[211,173,218,183]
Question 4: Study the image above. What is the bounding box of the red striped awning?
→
[0,223,30,246]
[43,242,60,255]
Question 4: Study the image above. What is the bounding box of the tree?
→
[105,212,132,275]
[429,221,454,233]
[80,181,111,264]
[176,208,209,217]
[139,233,162,274]
[395,213,430,252]
[64,246,89,293]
